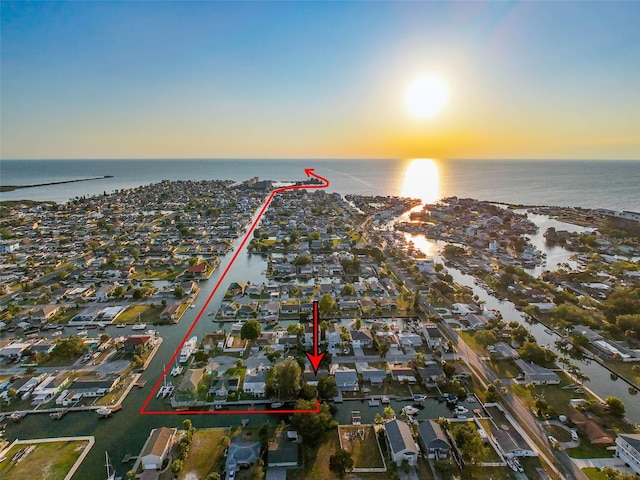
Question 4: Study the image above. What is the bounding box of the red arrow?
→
[305,300,326,374]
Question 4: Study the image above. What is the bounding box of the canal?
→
[404,212,640,424]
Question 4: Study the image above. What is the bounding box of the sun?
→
[404,73,449,119]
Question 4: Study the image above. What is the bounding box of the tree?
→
[605,396,625,418]
[113,285,126,299]
[519,341,555,366]
[317,376,337,401]
[474,329,497,347]
[171,459,183,474]
[188,257,198,266]
[329,449,354,478]
[384,406,396,419]
[341,284,355,296]
[451,423,489,465]
[319,293,335,315]
[434,459,455,479]
[442,362,456,378]
[174,285,185,298]
[182,418,193,431]
[290,400,335,446]
[309,231,321,240]
[241,320,261,343]
[378,342,390,358]
[266,358,301,399]
[292,255,313,266]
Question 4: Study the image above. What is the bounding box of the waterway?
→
[2,201,283,479]
[403,213,640,425]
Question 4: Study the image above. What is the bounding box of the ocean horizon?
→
[1,158,639,211]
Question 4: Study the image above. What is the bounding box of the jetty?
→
[0,175,114,192]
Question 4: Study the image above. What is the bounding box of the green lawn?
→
[545,424,573,443]
[115,304,162,323]
[178,429,228,480]
[490,359,521,379]
[582,467,608,480]
[565,442,614,459]
[0,439,90,480]
[287,430,339,480]
[338,425,385,469]
[51,307,83,324]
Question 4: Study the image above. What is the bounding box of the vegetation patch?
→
[0,439,90,480]
[338,425,384,469]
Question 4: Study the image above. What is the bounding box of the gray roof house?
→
[418,420,451,459]
[334,366,359,392]
[385,419,419,466]
[514,359,560,385]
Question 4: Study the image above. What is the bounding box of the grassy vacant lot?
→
[287,431,339,480]
[115,304,161,323]
[178,429,228,480]
[460,466,515,480]
[0,439,89,480]
[338,425,385,469]
[51,307,83,324]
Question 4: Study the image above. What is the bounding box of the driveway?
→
[571,457,636,475]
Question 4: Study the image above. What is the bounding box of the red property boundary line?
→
[140,169,328,415]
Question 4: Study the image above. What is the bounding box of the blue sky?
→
[1,1,639,159]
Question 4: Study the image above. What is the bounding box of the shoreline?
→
[0,175,114,192]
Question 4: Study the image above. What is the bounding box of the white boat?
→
[453,405,469,414]
[171,365,184,377]
[10,411,26,421]
[368,399,381,407]
[179,336,198,363]
[77,330,88,337]
[402,406,419,416]
[105,452,115,480]
[96,407,113,417]
[270,402,284,408]
[380,395,390,404]
[132,324,146,330]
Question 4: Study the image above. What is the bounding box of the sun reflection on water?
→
[400,158,440,204]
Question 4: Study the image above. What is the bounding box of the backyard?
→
[338,425,385,470]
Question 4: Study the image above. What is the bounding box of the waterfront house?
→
[350,328,374,348]
[30,305,60,322]
[178,368,204,393]
[333,366,359,392]
[418,420,451,459]
[123,335,152,354]
[616,434,640,475]
[385,419,419,467]
[139,427,177,470]
[243,370,266,397]
[514,359,560,385]
[160,303,180,321]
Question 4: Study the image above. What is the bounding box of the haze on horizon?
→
[1,1,639,161]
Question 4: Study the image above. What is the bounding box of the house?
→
[178,368,204,393]
[490,342,519,359]
[220,303,238,318]
[418,420,451,459]
[333,366,359,392]
[385,419,419,466]
[616,434,640,475]
[160,303,180,321]
[123,335,152,354]
[514,359,560,385]
[268,430,299,468]
[397,333,422,348]
[31,305,59,322]
[186,264,207,278]
[417,362,444,384]
[356,363,387,386]
[243,370,266,397]
[226,436,261,473]
[139,427,177,470]
[238,303,259,317]
[350,329,373,348]
[279,302,299,316]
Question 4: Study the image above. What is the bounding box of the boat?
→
[380,395,390,404]
[105,452,115,480]
[270,402,284,409]
[116,323,126,328]
[368,399,381,407]
[132,324,146,331]
[96,406,113,417]
[402,406,419,416]
[10,411,26,421]
[179,336,198,363]
[170,365,184,377]
[50,409,68,419]
[189,304,196,309]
